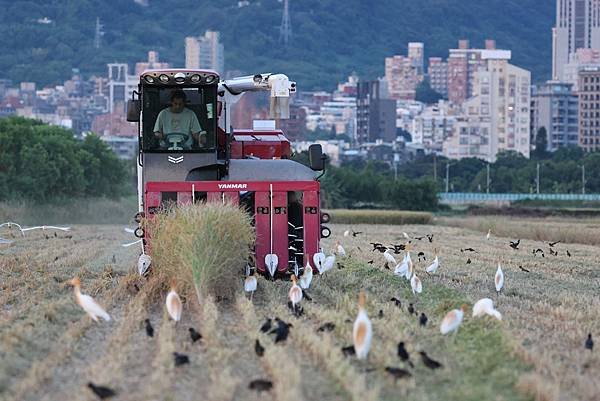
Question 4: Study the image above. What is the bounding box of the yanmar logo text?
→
[218,183,248,189]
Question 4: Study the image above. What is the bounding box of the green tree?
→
[415,80,444,104]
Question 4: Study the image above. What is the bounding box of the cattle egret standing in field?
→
[405,256,414,281]
[244,264,257,300]
[411,274,422,295]
[495,264,504,295]
[426,254,439,275]
[166,284,182,322]
[343,229,350,237]
[299,262,313,289]
[384,249,397,266]
[288,274,303,313]
[67,277,111,322]
[402,232,410,239]
[353,291,372,360]
[472,298,502,320]
[394,259,409,277]
[486,229,491,240]
[336,241,346,257]
[440,305,466,335]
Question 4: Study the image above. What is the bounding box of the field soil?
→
[0,220,598,401]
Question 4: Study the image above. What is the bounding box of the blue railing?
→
[439,192,600,203]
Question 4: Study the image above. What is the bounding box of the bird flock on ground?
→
[1,221,595,399]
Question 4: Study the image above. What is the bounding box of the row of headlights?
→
[143,72,218,85]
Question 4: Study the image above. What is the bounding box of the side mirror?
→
[308,144,325,171]
[127,100,140,122]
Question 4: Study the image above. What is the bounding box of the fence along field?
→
[0,215,598,401]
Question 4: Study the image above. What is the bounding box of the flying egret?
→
[335,241,346,257]
[67,277,111,322]
[440,305,466,335]
[138,253,152,276]
[318,254,336,275]
[472,298,502,320]
[313,251,326,273]
[353,291,372,360]
[166,284,182,322]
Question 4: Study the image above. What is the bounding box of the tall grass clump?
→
[147,202,255,303]
[326,209,433,225]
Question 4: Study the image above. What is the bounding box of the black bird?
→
[351,230,363,237]
[419,351,442,369]
[549,247,557,256]
[341,345,356,357]
[585,333,594,351]
[370,242,384,251]
[383,262,390,270]
[426,234,434,243]
[144,319,154,338]
[302,289,312,301]
[518,265,530,273]
[173,352,190,366]
[417,251,426,261]
[384,367,412,380]
[390,297,402,308]
[367,260,374,264]
[270,318,292,343]
[255,339,265,357]
[249,379,273,392]
[414,236,426,241]
[54,256,59,262]
[549,241,561,247]
[461,247,476,253]
[419,313,428,327]
[466,258,472,264]
[378,309,384,319]
[533,248,545,257]
[54,231,57,238]
[408,303,415,315]
[260,318,272,333]
[87,382,116,399]
[189,327,202,343]
[509,239,520,250]
[566,250,571,257]
[397,342,414,368]
[317,322,336,332]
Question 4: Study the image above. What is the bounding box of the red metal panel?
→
[178,192,192,205]
[254,191,270,274]
[272,191,289,273]
[303,190,320,264]
[223,192,239,205]
[207,192,222,203]
[146,181,319,193]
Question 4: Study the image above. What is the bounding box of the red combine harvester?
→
[126,70,329,278]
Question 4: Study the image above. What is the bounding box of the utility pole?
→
[581,164,586,195]
[486,163,490,194]
[536,162,540,194]
[445,163,450,193]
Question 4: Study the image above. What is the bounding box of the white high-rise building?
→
[552,0,600,81]
[185,31,224,74]
[443,51,531,161]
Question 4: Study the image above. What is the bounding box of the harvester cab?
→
[127,69,329,279]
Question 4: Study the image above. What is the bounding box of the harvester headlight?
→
[144,75,155,84]
[253,74,263,83]
[205,75,216,84]
[159,74,170,83]
[174,72,186,84]
[190,74,201,83]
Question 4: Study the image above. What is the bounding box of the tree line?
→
[0,117,131,202]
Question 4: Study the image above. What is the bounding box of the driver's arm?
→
[190,112,205,146]
[153,110,165,139]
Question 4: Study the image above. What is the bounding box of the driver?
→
[153,89,206,149]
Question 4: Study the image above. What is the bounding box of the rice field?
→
[0,217,598,401]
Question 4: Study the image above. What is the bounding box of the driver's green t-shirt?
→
[153,107,202,148]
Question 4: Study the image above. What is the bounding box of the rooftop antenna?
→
[279,0,292,46]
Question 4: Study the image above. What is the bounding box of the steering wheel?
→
[164,132,190,151]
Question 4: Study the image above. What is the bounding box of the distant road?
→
[439,192,600,204]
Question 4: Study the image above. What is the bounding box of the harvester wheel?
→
[321,226,331,239]
[134,227,145,238]
[320,212,331,224]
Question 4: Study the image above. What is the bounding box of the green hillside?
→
[0,0,554,90]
